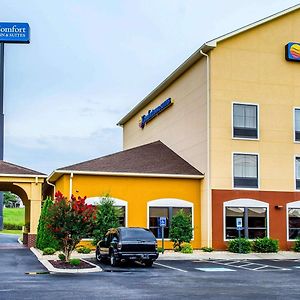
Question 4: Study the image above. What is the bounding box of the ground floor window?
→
[224,199,268,240]
[116,206,126,227]
[149,206,192,239]
[288,208,300,239]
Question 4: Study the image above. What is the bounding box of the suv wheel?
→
[96,248,102,262]
[144,260,153,267]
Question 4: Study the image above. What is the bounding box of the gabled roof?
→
[117,4,300,126]
[48,141,203,182]
[0,160,46,177]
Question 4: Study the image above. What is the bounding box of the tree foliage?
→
[169,209,193,251]
[36,196,60,250]
[46,191,96,262]
[4,192,19,208]
[92,196,121,245]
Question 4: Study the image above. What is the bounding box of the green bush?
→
[201,247,214,252]
[157,247,164,253]
[169,209,193,251]
[181,243,193,254]
[76,246,91,254]
[3,223,22,230]
[42,247,56,255]
[228,238,252,254]
[36,197,60,251]
[173,245,181,252]
[58,253,66,261]
[69,259,81,266]
[252,238,279,253]
[293,239,300,252]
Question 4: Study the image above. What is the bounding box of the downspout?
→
[46,178,56,198]
[69,172,74,199]
[200,49,211,247]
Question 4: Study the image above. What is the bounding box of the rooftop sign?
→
[0,23,30,43]
[139,98,174,129]
[285,42,300,62]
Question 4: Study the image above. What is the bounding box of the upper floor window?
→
[233,103,258,139]
[233,153,258,188]
[296,157,300,190]
[295,109,300,142]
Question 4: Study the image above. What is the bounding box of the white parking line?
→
[154,262,188,273]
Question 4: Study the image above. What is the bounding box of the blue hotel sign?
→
[139,98,174,129]
[0,23,30,43]
[285,42,300,62]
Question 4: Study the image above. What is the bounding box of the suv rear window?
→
[120,228,155,241]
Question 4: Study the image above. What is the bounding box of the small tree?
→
[92,196,121,245]
[36,196,59,250]
[4,192,19,208]
[169,209,193,251]
[47,191,96,262]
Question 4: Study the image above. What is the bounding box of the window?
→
[296,157,300,190]
[225,207,267,239]
[233,103,258,139]
[295,109,300,142]
[149,207,192,238]
[233,153,258,188]
[115,206,126,227]
[288,208,300,239]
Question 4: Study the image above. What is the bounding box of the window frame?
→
[294,107,300,143]
[232,102,259,141]
[147,198,194,241]
[232,152,260,190]
[223,199,269,241]
[286,200,300,241]
[294,155,300,191]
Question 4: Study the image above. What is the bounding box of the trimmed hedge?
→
[293,239,300,252]
[252,238,279,253]
[4,223,22,230]
[228,238,252,254]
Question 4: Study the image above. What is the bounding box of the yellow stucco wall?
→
[55,174,202,249]
[210,9,300,191]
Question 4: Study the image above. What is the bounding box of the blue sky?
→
[0,0,299,174]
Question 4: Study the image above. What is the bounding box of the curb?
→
[30,247,102,274]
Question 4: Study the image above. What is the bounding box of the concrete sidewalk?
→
[157,250,300,260]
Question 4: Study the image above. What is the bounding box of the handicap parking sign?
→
[159,217,167,227]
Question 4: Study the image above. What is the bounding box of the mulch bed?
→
[49,260,96,269]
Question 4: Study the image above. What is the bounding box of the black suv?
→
[96,227,159,267]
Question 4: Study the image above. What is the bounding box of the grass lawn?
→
[3,207,25,227]
[0,229,22,235]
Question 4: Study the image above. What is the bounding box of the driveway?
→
[0,233,25,249]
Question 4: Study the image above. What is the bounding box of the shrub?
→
[58,253,66,261]
[169,209,193,251]
[228,238,251,254]
[3,223,22,230]
[46,191,96,262]
[157,247,164,253]
[181,243,193,254]
[43,247,56,255]
[252,238,279,253]
[293,239,300,252]
[92,195,121,245]
[76,246,91,254]
[201,247,214,252]
[173,245,181,252]
[36,197,60,251]
[69,259,81,266]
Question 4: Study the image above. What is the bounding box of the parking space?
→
[88,257,300,274]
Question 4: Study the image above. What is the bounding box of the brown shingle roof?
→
[58,141,202,176]
[0,160,46,176]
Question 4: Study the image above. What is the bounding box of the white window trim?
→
[232,152,260,190]
[147,198,194,241]
[85,197,128,227]
[294,155,300,192]
[232,101,260,141]
[286,200,300,241]
[293,107,300,144]
[223,198,269,241]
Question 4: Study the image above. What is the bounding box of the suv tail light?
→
[117,242,122,250]
[155,241,158,250]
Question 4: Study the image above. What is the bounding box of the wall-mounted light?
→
[275,205,283,209]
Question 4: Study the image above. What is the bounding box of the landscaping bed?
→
[49,259,96,269]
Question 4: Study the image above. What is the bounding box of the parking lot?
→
[87,257,300,274]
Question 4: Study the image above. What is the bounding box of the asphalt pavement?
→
[1,235,300,300]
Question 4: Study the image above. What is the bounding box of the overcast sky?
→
[0,0,299,174]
